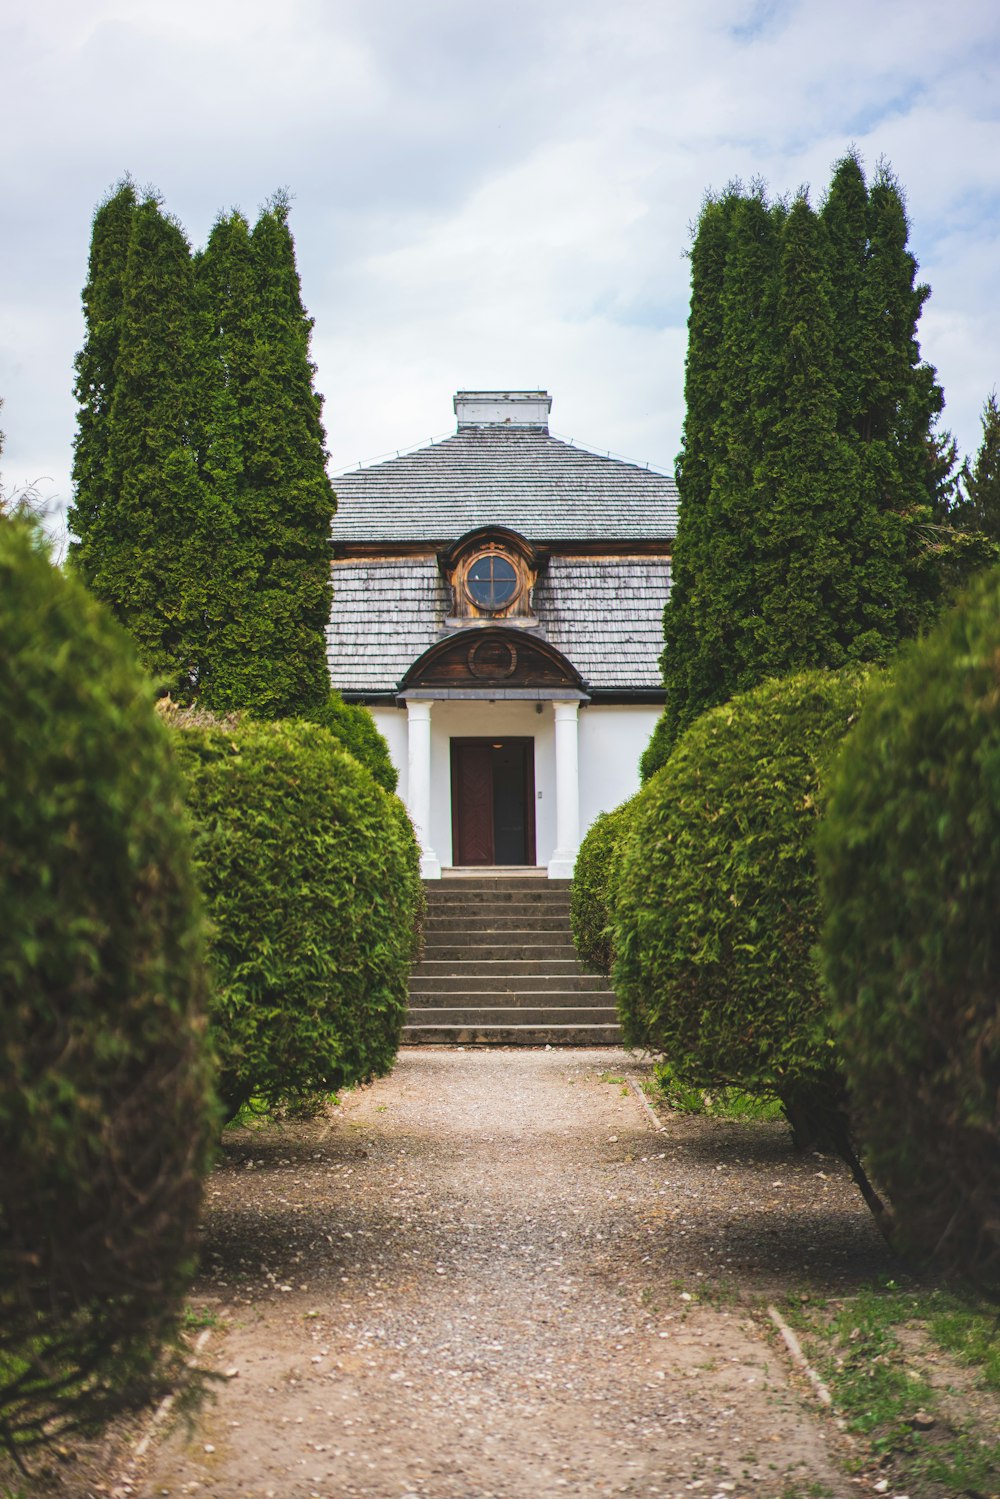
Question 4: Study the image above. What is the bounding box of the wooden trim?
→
[333,538,672,560]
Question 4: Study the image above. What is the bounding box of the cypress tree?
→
[71,190,334,713]
[953,392,1000,541]
[75,196,218,696]
[644,158,955,778]
[194,198,335,716]
[67,181,138,574]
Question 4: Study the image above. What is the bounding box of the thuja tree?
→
[642,156,956,779]
[0,525,215,1453]
[70,189,334,715]
[950,391,1000,542]
[819,566,1000,1286]
[69,190,224,698]
[67,181,137,575]
[195,198,335,717]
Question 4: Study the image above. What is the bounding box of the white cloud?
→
[3,0,1000,548]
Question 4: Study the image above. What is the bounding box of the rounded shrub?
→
[571,795,641,974]
[819,566,1000,1287]
[613,668,872,1153]
[0,523,216,1454]
[298,691,398,793]
[170,716,423,1117]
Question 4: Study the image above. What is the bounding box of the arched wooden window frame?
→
[441,527,541,623]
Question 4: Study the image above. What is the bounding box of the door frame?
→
[450,737,537,866]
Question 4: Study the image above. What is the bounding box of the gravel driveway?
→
[136,1048,891,1499]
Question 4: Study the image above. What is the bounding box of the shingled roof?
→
[331,413,678,546]
[327,555,671,695]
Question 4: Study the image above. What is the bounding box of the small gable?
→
[401,627,584,694]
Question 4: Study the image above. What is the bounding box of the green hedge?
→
[819,567,1000,1286]
[571,796,641,974]
[613,668,874,1164]
[0,523,215,1454]
[298,692,398,793]
[170,716,423,1117]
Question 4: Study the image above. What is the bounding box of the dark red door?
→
[451,739,535,866]
[452,743,494,864]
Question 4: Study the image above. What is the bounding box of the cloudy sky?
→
[3,0,999,543]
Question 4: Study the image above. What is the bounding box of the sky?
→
[2,0,999,546]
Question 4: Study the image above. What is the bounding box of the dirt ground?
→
[18,1048,899,1499]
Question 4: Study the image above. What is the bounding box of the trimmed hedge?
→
[298,691,398,793]
[170,716,423,1117]
[571,796,641,974]
[819,566,1000,1287]
[613,668,875,1174]
[0,523,215,1453]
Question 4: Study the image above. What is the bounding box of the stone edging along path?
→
[133,1048,892,1499]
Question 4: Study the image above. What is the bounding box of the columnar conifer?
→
[643,157,957,777]
[68,181,138,579]
[953,392,1000,541]
[70,190,335,714]
[195,199,335,715]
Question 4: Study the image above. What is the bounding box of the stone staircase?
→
[403,871,622,1046]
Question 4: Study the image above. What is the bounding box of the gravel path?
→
[138,1048,891,1499]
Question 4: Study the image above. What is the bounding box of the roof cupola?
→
[453,390,552,431]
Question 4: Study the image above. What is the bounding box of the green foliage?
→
[652,1062,783,1120]
[298,692,398,792]
[949,390,1000,542]
[0,524,216,1453]
[652,156,952,774]
[818,566,1000,1289]
[614,668,871,1139]
[570,796,640,974]
[169,715,423,1118]
[69,188,335,716]
[194,199,335,716]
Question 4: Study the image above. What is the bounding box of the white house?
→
[327,390,676,877]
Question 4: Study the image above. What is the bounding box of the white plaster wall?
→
[370,699,660,869]
[370,706,410,802]
[578,704,660,836]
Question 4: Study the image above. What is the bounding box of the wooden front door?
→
[451,739,536,866]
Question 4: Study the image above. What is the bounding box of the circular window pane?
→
[466,554,518,611]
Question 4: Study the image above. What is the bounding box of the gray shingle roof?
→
[327,555,671,694]
[331,426,678,544]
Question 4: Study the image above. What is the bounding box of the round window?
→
[466,553,519,612]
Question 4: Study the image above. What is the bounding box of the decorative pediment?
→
[400,627,584,693]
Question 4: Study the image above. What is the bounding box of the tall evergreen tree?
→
[195,198,335,716]
[68,181,138,570]
[644,158,958,779]
[70,189,334,713]
[71,194,219,696]
[952,392,1000,541]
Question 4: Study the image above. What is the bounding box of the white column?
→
[405,700,441,879]
[548,700,580,879]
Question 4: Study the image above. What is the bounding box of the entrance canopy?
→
[399,627,587,702]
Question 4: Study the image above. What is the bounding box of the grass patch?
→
[783,1282,1000,1497]
[224,1091,339,1130]
[650,1061,784,1121]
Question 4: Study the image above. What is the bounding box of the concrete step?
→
[405,876,618,1048]
[402,1023,623,1046]
[414,956,582,976]
[405,1005,619,1027]
[410,976,609,998]
[425,905,575,929]
[421,941,578,963]
[410,986,615,1007]
[425,891,572,908]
